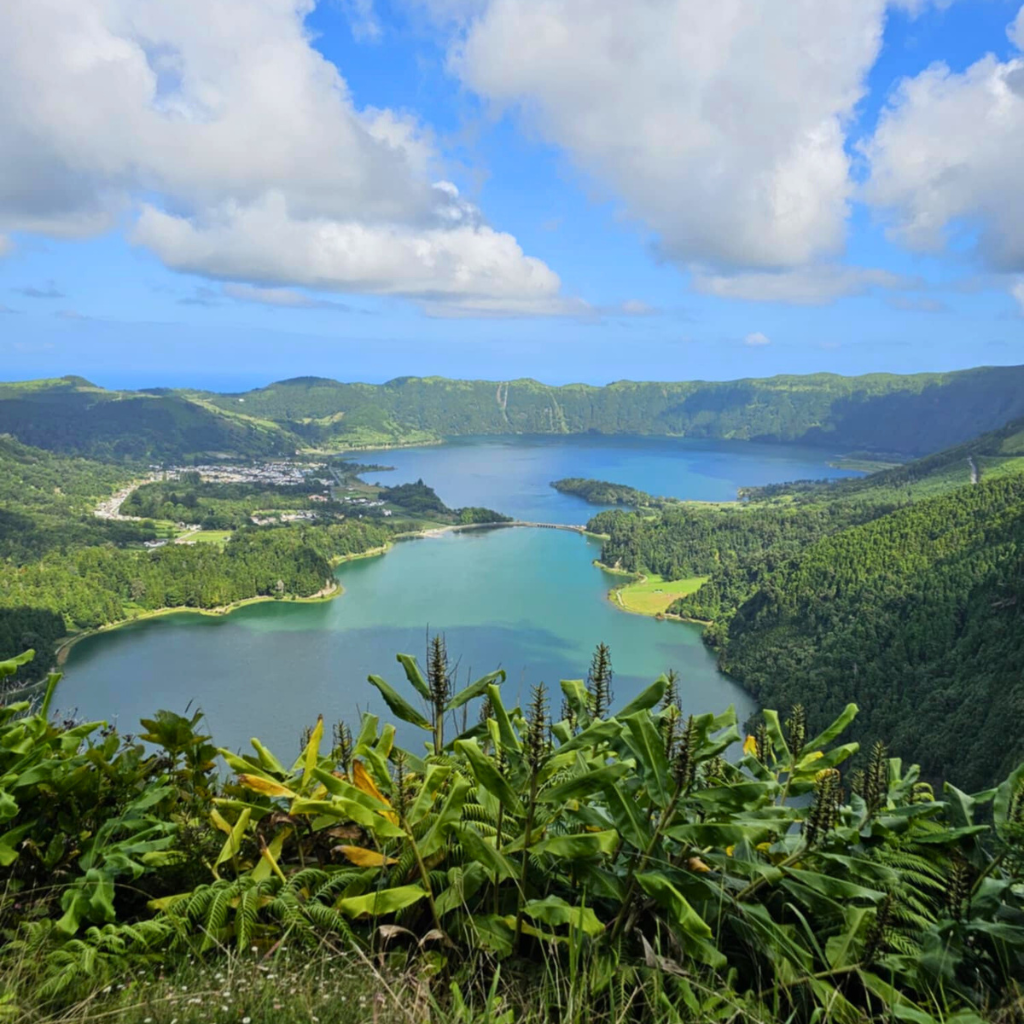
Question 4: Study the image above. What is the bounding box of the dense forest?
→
[589,419,1024,788]
[5,365,1024,461]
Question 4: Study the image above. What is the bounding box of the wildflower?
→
[243,1018,252,1023]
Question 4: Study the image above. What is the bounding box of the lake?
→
[57,436,860,757]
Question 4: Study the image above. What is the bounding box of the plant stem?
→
[514,773,539,952]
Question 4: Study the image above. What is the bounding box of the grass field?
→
[175,529,233,546]
[613,574,707,615]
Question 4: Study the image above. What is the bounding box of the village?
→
[94,459,393,543]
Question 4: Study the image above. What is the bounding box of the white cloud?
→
[135,192,562,310]
[863,5,1024,272]
[0,0,565,315]
[1010,5,1024,50]
[693,265,917,305]
[1012,278,1024,314]
[340,0,383,42]
[442,0,888,272]
[744,331,771,347]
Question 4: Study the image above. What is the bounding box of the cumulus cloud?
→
[441,0,888,272]
[864,4,1024,288]
[0,0,565,315]
[693,265,917,305]
[744,332,771,347]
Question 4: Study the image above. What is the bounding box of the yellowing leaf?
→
[725,845,735,857]
[237,774,298,800]
[302,716,324,790]
[338,845,397,868]
[743,734,758,757]
[686,857,712,873]
[352,761,393,814]
[210,808,233,835]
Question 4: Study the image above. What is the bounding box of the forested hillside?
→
[5,365,1024,462]
[590,419,1024,787]
[0,377,297,461]
[719,475,1024,789]
[199,364,1024,454]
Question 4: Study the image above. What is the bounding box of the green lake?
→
[58,436,861,755]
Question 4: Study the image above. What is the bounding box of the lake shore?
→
[54,582,344,667]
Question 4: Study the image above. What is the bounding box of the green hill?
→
[590,418,1024,787]
[718,475,1024,790]
[197,364,1024,455]
[0,377,298,461]
[5,365,1024,460]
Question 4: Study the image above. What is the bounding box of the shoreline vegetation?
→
[53,582,345,668]
[49,521,596,672]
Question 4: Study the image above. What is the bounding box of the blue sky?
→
[1,0,1022,390]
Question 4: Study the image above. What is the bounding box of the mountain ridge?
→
[4,363,1024,460]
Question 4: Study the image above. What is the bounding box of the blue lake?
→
[58,436,859,757]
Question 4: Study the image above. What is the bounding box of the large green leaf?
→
[524,896,605,936]
[457,824,517,881]
[418,777,472,859]
[761,709,789,763]
[802,703,858,754]
[454,739,523,815]
[539,762,631,805]
[993,760,1024,826]
[407,763,453,826]
[336,885,428,919]
[396,653,431,700]
[531,830,618,859]
[367,674,431,730]
[636,874,724,968]
[447,669,506,711]
[616,678,668,717]
[622,711,672,808]
[600,782,650,850]
[487,685,521,752]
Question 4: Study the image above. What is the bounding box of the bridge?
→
[419,520,589,536]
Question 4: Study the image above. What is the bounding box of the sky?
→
[1,0,1023,391]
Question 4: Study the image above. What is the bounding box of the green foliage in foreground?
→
[2,648,1023,1023]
